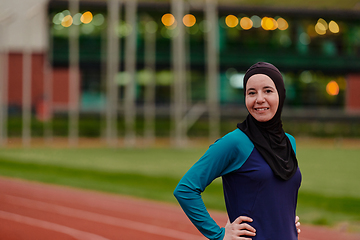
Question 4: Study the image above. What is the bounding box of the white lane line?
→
[0,210,110,240]
[2,195,205,240]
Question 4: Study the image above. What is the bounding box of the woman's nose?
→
[256,93,265,104]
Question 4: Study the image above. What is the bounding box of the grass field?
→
[0,137,359,232]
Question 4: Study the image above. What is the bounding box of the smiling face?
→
[245,74,279,122]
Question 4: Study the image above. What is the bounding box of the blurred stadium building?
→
[1,0,360,145]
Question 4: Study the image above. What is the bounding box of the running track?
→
[0,177,359,240]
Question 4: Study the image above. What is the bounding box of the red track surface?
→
[0,177,359,240]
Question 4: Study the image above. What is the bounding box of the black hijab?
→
[237,62,298,181]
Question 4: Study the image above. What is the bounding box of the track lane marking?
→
[2,194,204,240]
[0,210,110,240]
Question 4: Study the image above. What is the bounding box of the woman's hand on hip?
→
[224,216,256,240]
[295,216,301,234]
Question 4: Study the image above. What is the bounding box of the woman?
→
[174,62,301,240]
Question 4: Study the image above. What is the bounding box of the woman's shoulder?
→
[220,129,252,143]
[285,132,296,143]
[214,129,254,154]
[285,132,296,153]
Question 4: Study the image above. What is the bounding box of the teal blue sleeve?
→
[285,133,296,154]
[173,129,253,240]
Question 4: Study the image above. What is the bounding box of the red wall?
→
[8,53,44,107]
[346,74,360,113]
[52,68,72,110]
[7,53,80,111]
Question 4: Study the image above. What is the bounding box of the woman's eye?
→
[265,89,273,93]
[248,92,255,95]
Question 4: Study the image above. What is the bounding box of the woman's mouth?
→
[255,107,269,111]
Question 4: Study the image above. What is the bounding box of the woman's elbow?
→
[173,183,182,199]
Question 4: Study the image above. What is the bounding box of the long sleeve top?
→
[173,129,301,240]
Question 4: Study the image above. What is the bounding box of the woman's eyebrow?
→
[247,86,275,91]
[263,86,275,89]
[246,87,256,92]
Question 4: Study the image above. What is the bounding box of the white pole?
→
[124,0,137,146]
[22,11,33,147]
[0,39,8,147]
[205,0,220,140]
[171,0,186,146]
[44,9,53,144]
[69,0,80,146]
[0,12,11,146]
[100,22,107,142]
[106,0,120,147]
[144,16,156,143]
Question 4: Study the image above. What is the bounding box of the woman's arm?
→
[173,140,232,239]
[174,130,253,240]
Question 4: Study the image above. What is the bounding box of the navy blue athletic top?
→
[174,129,301,240]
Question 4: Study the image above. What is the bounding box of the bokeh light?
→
[240,17,253,30]
[315,18,327,35]
[199,20,211,32]
[117,22,132,37]
[315,24,325,35]
[53,24,64,31]
[225,15,239,28]
[326,80,339,96]
[145,21,158,33]
[250,15,261,28]
[81,24,95,34]
[161,13,175,27]
[300,70,313,83]
[53,10,106,29]
[329,20,339,33]
[277,18,288,30]
[53,12,64,25]
[61,15,73,27]
[81,11,93,24]
[262,17,277,30]
[307,24,317,37]
[318,18,328,30]
[93,14,105,26]
[183,14,196,27]
[62,10,71,18]
[73,13,82,25]
[315,23,326,35]
[299,32,311,45]
[230,74,245,89]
